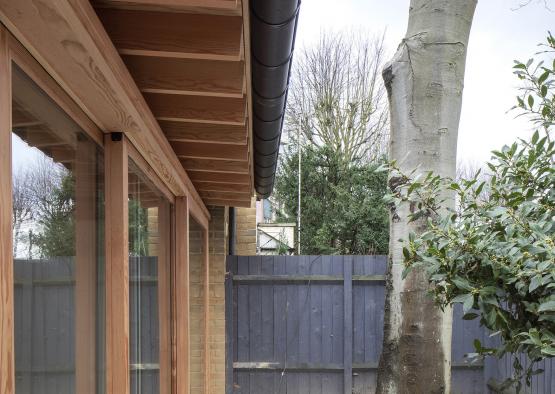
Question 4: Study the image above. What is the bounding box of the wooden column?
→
[158,200,172,394]
[105,132,129,394]
[0,27,14,394]
[203,226,210,394]
[174,196,190,394]
[75,138,98,393]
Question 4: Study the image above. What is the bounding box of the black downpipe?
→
[251,0,300,198]
[228,207,236,255]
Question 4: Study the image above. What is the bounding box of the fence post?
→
[343,256,353,394]
[225,256,235,394]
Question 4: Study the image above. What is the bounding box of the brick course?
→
[234,198,257,255]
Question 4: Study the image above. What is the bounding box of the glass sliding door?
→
[128,161,171,394]
[11,64,105,393]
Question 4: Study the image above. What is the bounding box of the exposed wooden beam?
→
[171,141,248,161]
[96,7,243,61]
[9,36,104,147]
[48,145,75,164]
[195,182,251,193]
[199,190,252,201]
[0,0,212,223]
[204,198,252,208]
[145,93,246,125]
[15,127,67,149]
[12,103,39,127]
[0,27,14,394]
[93,0,242,16]
[104,134,130,394]
[123,55,244,98]
[188,171,250,185]
[181,158,249,174]
[161,120,246,145]
[12,68,78,148]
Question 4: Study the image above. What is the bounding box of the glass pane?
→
[11,65,105,393]
[128,162,163,394]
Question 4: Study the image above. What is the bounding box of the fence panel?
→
[226,255,554,394]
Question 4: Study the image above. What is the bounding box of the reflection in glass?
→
[11,65,105,393]
[129,162,163,394]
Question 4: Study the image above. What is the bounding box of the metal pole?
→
[297,127,301,255]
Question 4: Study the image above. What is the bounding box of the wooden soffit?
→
[92,0,254,208]
[0,0,254,211]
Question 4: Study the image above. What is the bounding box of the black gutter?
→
[228,207,236,255]
[250,0,300,198]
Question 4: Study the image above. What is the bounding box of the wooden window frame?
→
[128,149,176,394]
[174,196,190,394]
[105,132,130,394]
[0,26,13,394]
[0,24,213,394]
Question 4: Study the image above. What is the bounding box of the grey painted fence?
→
[13,257,159,394]
[225,255,555,394]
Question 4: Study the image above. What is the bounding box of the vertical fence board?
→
[227,255,554,394]
[343,256,353,394]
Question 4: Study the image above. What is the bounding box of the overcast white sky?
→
[294,0,554,165]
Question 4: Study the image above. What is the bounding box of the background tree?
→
[25,157,76,258]
[12,168,33,256]
[386,33,554,391]
[33,172,75,257]
[376,1,477,393]
[275,31,390,254]
[12,156,77,258]
[128,198,150,257]
[275,145,389,254]
[286,31,389,163]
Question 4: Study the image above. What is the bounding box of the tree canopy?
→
[275,145,389,254]
[274,31,390,255]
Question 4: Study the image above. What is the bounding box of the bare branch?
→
[285,30,390,165]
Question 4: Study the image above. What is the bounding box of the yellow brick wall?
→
[235,197,257,255]
[208,206,227,394]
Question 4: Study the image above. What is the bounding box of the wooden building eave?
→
[0,0,247,223]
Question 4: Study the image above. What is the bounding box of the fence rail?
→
[225,255,555,394]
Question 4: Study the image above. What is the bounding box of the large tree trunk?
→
[376,1,477,393]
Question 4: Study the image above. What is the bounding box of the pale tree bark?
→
[376,1,477,393]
